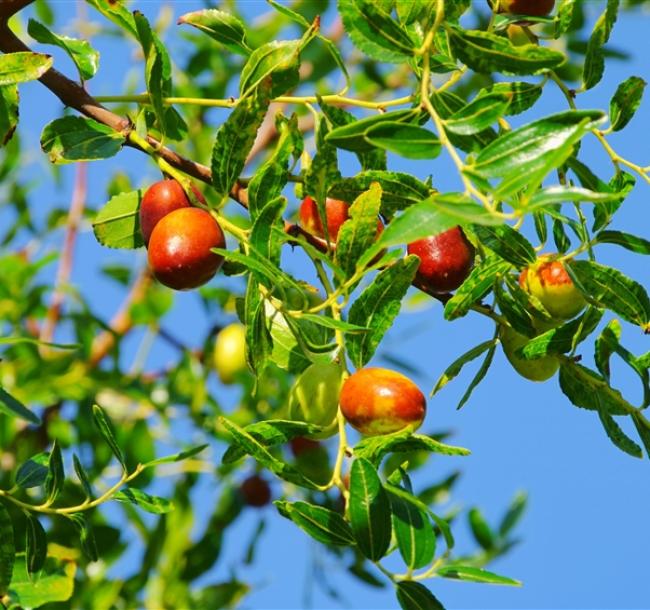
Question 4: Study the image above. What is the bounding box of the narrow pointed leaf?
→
[114,487,174,514]
[0,503,14,595]
[0,387,40,424]
[25,514,47,574]
[93,404,126,471]
[275,501,355,546]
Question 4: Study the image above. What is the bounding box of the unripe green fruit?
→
[213,323,247,384]
[519,256,586,320]
[507,24,532,46]
[499,325,559,382]
[288,362,342,438]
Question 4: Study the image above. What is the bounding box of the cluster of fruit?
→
[139,179,226,290]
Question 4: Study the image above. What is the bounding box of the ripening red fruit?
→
[499,0,555,16]
[147,207,226,290]
[339,368,426,436]
[299,196,383,243]
[139,179,206,244]
[407,227,475,294]
[239,475,271,508]
[519,256,586,320]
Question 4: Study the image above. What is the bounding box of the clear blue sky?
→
[10,2,650,608]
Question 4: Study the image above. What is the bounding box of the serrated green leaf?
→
[349,458,391,561]
[396,581,445,610]
[92,189,143,250]
[114,487,174,514]
[567,260,650,329]
[28,19,99,81]
[478,81,543,116]
[240,40,301,98]
[25,513,47,574]
[178,9,251,56]
[93,404,126,471]
[211,84,270,201]
[444,257,510,321]
[609,76,646,131]
[595,398,642,458]
[347,256,419,368]
[445,92,509,135]
[446,26,565,75]
[457,340,497,410]
[0,503,14,595]
[473,224,536,268]
[40,115,124,164]
[594,230,650,255]
[0,52,52,85]
[305,118,341,225]
[275,501,355,546]
[0,387,40,424]
[437,564,521,586]
[583,0,619,90]
[631,412,650,459]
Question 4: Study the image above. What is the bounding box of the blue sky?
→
[8,1,650,608]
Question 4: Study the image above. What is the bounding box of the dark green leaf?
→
[178,9,251,55]
[44,440,64,504]
[364,122,441,159]
[0,387,40,424]
[0,85,19,145]
[92,189,144,250]
[0,502,14,595]
[15,453,49,488]
[396,581,445,610]
[0,52,52,85]
[631,412,650,459]
[72,454,93,500]
[468,507,495,551]
[567,260,650,330]
[583,0,620,90]
[145,444,209,467]
[444,257,510,321]
[446,26,565,75]
[41,116,125,164]
[28,19,99,80]
[478,81,543,116]
[437,565,521,586]
[389,490,436,569]
[609,76,646,131]
[594,230,650,255]
[250,196,286,266]
[432,339,497,395]
[595,399,642,458]
[498,491,528,537]
[114,487,174,514]
[349,458,391,561]
[445,93,509,135]
[240,40,301,98]
[67,513,98,561]
[25,514,47,574]
[473,224,536,268]
[93,404,127,471]
[275,501,355,546]
[456,340,497,410]
[347,256,419,368]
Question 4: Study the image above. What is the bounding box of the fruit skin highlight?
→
[147,207,226,291]
[339,367,426,436]
[239,475,271,508]
[499,0,555,17]
[213,323,247,384]
[519,256,586,320]
[288,362,343,438]
[407,227,475,295]
[139,179,206,244]
[499,325,560,382]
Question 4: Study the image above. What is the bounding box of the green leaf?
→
[468,507,495,551]
[498,491,528,537]
[364,122,441,159]
[0,52,52,85]
[134,11,172,137]
[15,453,49,488]
[478,81,543,116]
[631,412,650,459]
[354,430,470,466]
[335,182,382,277]
[92,189,144,250]
[583,0,620,90]
[595,399,642,458]
[0,503,14,595]
[250,196,286,266]
[594,230,650,255]
[471,110,605,178]
[240,40,301,98]
[555,0,578,36]
[25,514,47,574]
[72,454,94,500]
[396,581,445,610]
[567,260,650,329]
[325,109,420,153]
[93,404,127,471]
[0,336,78,350]
[41,116,125,164]
[389,490,436,569]
[528,186,625,210]
[558,361,630,416]
[211,84,270,201]
[446,26,565,75]
[0,85,19,145]
[473,224,536,268]
[445,93,510,135]
[28,19,99,80]
[609,76,646,131]
[66,513,98,561]
[349,458,391,561]
[329,171,432,220]
[114,487,174,514]
[338,0,415,63]
[44,440,64,504]
[347,256,419,368]
[432,339,497,395]
[437,565,521,586]
[178,9,251,56]
[456,340,497,410]
[518,308,603,360]
[8,554,76,606]
[144,444,209,467]
[444,257,510,321]
[219,416,319,489]
[222,419,321,464]
[275,501,355,546]
[0,386,40,424]
[84,0,137,37]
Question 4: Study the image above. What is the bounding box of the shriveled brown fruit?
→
[239,475,272,508]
